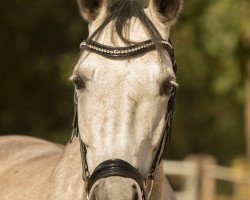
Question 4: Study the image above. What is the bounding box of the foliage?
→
[0,0,87,142]
[0,0,249,163]
[169,0,250,164]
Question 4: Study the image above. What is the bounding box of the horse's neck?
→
[150,163,176,200]
[48,137,86,200]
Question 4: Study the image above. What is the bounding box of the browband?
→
[80,39,173,59]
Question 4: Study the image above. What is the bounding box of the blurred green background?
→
[0,0,249,166]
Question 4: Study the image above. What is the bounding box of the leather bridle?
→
[70,38,177,200]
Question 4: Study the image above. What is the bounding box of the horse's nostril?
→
[132,184,139,200]
[133,191,139,200]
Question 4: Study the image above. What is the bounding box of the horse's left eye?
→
[159,80,174,96]
[74,75,85,90]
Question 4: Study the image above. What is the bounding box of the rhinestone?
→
[110,50,114,54]
[80,42,86,47]
[107,50,110,53]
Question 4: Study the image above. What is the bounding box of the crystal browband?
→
[80,39,173,59]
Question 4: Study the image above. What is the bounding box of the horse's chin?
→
[88,177,142,200]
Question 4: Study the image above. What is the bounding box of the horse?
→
[0,0,182,199]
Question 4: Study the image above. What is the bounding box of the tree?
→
[0,0,249,164]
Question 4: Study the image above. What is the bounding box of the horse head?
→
[71,0,182,199]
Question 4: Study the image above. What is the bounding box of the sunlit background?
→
[0,0,249,199]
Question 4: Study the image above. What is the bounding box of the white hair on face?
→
[169,80,179,87]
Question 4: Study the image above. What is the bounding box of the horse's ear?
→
[76,0,107,22]
[148,0,183,24]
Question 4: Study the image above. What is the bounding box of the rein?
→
[71,38,177,200]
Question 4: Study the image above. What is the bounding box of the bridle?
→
[70,38,177,200]
[71,39,177,199]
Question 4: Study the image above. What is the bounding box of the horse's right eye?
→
[74,75,85,90]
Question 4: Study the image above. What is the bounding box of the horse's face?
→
[72,0,182,199]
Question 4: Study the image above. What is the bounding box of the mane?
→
[85,0,168,63]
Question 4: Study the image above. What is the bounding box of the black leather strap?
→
[70,91,79,142]
[87,159,147,200]
[147,88,176,179]
[80,39,173,59]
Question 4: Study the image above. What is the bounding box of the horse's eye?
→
[74,75,85,90]
[159,80,175,96]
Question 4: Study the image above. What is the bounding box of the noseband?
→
[71,38,177,200]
